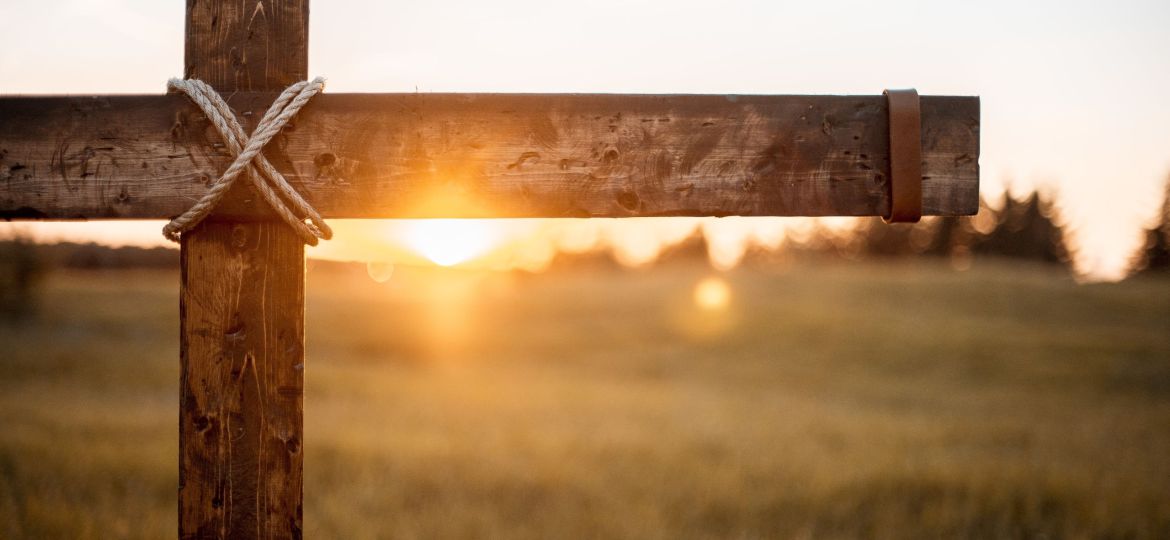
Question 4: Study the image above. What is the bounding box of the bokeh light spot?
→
[693,277,731,311]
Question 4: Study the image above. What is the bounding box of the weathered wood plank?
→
[180,222,304,539]
[0,93,979,220]
[179,0,306,538]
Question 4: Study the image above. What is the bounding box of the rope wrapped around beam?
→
[163,77,333,245]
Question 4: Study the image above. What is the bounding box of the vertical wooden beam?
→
[179,1,308,538]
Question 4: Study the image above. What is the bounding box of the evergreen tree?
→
[973,190,1070,266]
[1129,177,1170,275]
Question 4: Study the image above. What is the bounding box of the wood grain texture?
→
[0,93,980,219]
[180,222,304,539]
[179,1,306,538]
[184,0,308,91]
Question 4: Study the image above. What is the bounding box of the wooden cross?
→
[0,1,979,537]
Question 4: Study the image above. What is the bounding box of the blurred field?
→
[1,259,1168,538]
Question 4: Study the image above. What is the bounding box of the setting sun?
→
[402,219,502,267]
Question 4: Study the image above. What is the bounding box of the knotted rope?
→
[163,77,333,245]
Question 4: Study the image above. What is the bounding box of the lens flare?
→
[366,261,395,283]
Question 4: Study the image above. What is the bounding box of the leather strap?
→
[883,89,922,223]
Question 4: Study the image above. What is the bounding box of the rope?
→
[163,77,333,245]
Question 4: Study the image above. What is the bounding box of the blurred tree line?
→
[545,185,1170,278]
[759,188,1076,273]
[0,240,177,322]
[542,188,1081,274]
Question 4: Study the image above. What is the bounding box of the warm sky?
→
[1,0,1168,279]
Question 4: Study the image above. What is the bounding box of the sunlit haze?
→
[2,0,1168,279]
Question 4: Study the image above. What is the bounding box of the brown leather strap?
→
[883,89,922,223]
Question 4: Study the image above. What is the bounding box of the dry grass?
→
[1,260,1168,538]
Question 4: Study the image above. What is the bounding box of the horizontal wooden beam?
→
[0,92,978,220]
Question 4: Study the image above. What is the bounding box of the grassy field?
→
[1,259,1168,538]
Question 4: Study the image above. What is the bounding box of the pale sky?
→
[2,0,1169,279]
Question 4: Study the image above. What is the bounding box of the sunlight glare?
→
[403,219,501,267]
